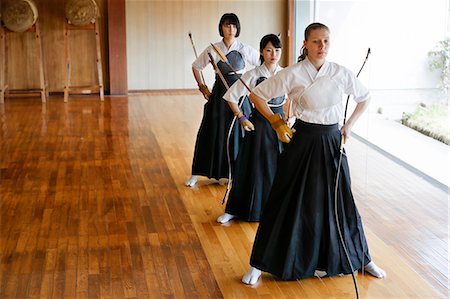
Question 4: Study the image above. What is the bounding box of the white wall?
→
[126,0,448,91]
[296,0,448,90]
[126,0,286,90]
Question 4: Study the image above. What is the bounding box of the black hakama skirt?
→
[191,74,251,180]
[224,106,284,221]
[249,120,371,280]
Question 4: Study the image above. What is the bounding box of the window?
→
[448,0,450,32]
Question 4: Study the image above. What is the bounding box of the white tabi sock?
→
[184,175,198,187]
[216,213,236,224]
[314,270,327,278]
[364,261,386,278]
[242,266,261,285]
[218,178,229,186]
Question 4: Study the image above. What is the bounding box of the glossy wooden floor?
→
[0,94,447,298]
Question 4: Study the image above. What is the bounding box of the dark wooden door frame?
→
[108,0,128,95]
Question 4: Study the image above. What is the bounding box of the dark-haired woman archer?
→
[242,22,386,285]
[217,34,286,223]
[185,13,260,187]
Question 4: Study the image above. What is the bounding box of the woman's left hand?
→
[340,99,370,146]
[236,112,255,131]
[340,123,353,145]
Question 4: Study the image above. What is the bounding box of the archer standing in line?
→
[242,22,386,285]
[186,13,260,187]
[217,34,287,223]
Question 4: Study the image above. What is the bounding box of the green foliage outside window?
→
[428,37,450,93]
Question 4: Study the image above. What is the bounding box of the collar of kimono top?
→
[260,63,283,78]
[284,57,344,124]
[217,39,246,74]
[299,57,343,111]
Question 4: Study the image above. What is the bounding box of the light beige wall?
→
[126,0,287,90]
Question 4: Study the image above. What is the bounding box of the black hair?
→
[259,34,282,65]
[297,22,329,62]
[218,13,241,37]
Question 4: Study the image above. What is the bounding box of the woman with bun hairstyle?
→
[242,22,386,285]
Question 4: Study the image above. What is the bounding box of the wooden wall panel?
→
[126,0,287,91]
[2,0,109,93]
[108,0,128,95]
[6,33,40,90]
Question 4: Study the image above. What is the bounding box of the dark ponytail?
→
[297,46,307,62]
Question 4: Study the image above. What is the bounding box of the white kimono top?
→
[223,64,284,107]
[192,39,260,75]
[253,56,370,124]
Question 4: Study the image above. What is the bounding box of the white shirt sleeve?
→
[342,66,370,102]
[192,45,213,71]
[252,68,290,102]
[243,44,261,67]
[223,71,254,104]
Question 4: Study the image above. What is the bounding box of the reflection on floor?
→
[0,94,447,298]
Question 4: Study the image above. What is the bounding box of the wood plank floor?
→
[0,94,448,298]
